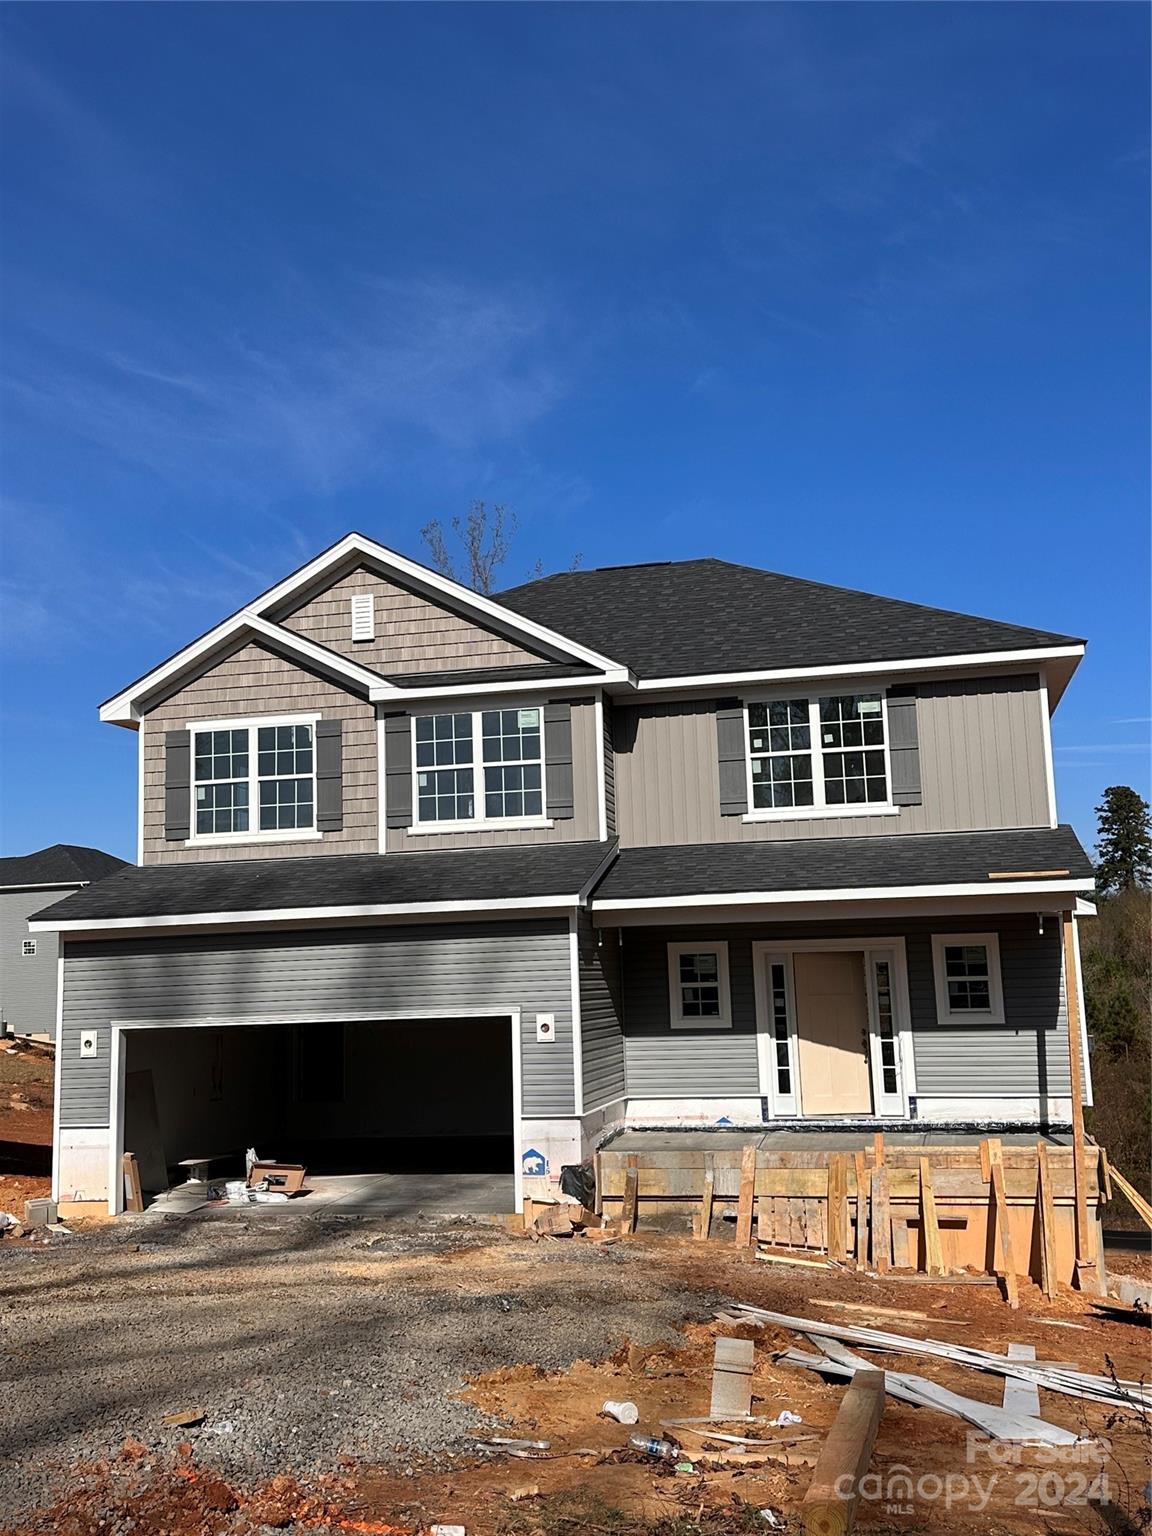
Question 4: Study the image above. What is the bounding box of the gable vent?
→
[350,592,375,642]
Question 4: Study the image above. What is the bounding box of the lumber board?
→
[1002,1344,1041,1419]
[735,1143,757,1248]
[870,1165,891,1274]
[620,1156,638,1237]
[122,1153,144,1215]
[1036,1142,1058,1299]
[801,1368,884,1536]
[853,1150,868,1262]
[695,1158,716,1241]
[710,1336,755,1418]
[919,1157,945,1276]
[872,1132,885,1167]
[985,1140,1020,1308]
[827,1153,849,1264]
[1062,912,1097,1288]
[1098,1145,1113,1205]
[1109,1166,1152,1230]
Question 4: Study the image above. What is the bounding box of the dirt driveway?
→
[1,1211,1149,1536]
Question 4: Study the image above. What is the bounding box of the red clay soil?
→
[0,1039,53,1215]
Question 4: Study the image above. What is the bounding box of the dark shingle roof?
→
[31,842,615,924]
[591,826,1093,901]
[499,559,1082,679]
[0,844,130,889]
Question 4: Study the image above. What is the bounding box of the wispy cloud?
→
[3,274,572,501]
[1054,743,1151,754]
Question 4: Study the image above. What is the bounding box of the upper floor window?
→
[414,707,545,828]
[193,716,317,840]
[931,933,1005,1024]
[746,693,891,816]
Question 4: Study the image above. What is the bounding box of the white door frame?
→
[751,938,916,1119]
[106,1008,524,1216]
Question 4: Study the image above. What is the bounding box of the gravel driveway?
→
[0,1212,716,1520]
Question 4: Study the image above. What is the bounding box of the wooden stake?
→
[918,1157,945,1276]
[735,1143,757,1248]
[1098,1146,1113,1205]
[801,1368,885,1536]
[984,1138,1020,1309]
[853,1150,868,1263]
[620,1155,639,1237]
[1062,911,1097,1289]
[872,1132,885,1167]
[870,1165,891,1275]
[523,1195,534,1232]
[827,1153,849,1263]
[1036,1142,1058,1299]
[696,1157,716,1242]
[122,1152,144,1214]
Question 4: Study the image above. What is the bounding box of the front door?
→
[793,951,872,1115]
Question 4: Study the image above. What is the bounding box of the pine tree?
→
[1094,785,1152,895]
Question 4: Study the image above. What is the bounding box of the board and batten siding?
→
[384,695,601,851]
[58,919,575,1129]
[278,563,545,675]
[577,912,625,1111]
[614,914,1070,1101]
[613,673,1050,847]
[141,642,378,865]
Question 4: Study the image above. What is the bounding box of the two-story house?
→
[31,534,1095,1214]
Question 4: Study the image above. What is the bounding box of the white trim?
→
[742,806,900,824]
[666,940,732,1030]
[594,693,608,843]
[410,703,548,832]
[50,952,64,1204]
[136,727,145,866]
[930,931,1006,1025]
[31,893,583,934]
[247,532,626,676]
[742,687,896,820]
[569,915,584,1117]
[105,1006,526,1217]
[865,947,911,1117]
[632,644,1086,694]
[752,948,800,1116]
[1070,913,1093,1108]
[1039,666,1059,830]
[376,672,628,703]
[100,611,392,725]
[186,713,321,847]
[21,938,38,957]
[593,877,1095,914]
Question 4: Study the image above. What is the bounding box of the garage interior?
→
[122,1016,516,1215]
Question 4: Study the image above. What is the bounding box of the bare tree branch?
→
[421,502,581,593]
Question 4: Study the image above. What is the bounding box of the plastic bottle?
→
[628,1434,678,1459]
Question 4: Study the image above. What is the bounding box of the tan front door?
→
[793,951,872,1116]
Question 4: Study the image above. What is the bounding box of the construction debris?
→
[800,1367,884,1536]
[709,1336,754,1417]
[600,1400,639,1424]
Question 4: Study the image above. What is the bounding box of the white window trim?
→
[22,939,37,956]
[410,704,550,833]
[667,941,732,1030]
[931,931,1006,1025]
[741,687,896,823]
[186,713,321,846]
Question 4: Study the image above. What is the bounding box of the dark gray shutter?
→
[384,713,412,828]
[315,718,343,831]
[544,701,574,820]
[887,685,922,806]
[715,699,748,816]
[164,730,191,842]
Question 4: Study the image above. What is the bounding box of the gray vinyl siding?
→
[614,914,1069,1102]
[577,912,625,1110]
[0,889,67,1037]
[59,919,574,1128]
[385,695,601,850]
[613,673,1050,847]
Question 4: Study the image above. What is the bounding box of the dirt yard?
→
[1,1204,1149,1536]
[0,1035,53,1217]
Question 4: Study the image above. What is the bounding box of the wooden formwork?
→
[597,1139,1105,1292]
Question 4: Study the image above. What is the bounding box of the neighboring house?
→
[1,845,129,1040]
[30,534,1097,1212]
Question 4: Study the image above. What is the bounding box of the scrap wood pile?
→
[717,1303,1152,1445]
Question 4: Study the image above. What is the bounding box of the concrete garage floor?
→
[144,1169,516,1219]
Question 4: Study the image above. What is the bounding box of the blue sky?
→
[1,3,1147,862]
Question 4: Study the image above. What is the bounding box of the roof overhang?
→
[100,532,631,727]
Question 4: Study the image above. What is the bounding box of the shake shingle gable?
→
[499,558,1082,679]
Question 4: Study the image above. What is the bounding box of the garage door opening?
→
[119,1015,517,1215]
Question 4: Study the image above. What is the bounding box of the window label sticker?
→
[518,709,538,728]
[859,698,882,714]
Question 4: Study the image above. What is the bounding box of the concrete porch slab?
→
[141,1171,516,1219]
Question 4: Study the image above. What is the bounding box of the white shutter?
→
[350,592,375,642]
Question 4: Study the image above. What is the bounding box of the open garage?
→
[121,1014,517,1214]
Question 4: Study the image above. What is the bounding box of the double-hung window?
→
[192,716,317,840]
[931,933,1005,1024]
[667,942,732,1029]
[414,706,545,828]
[746,692,891,815]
